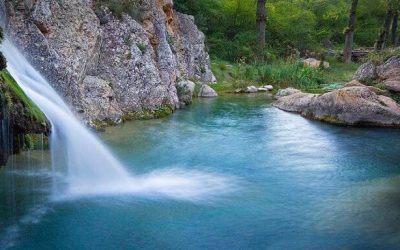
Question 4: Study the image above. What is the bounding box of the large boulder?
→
[375,57,400,92]
[198,84,218,98]
[274,84,400,127]
[354,56,400,93]
[353,61,377,83]
[176,80,196,105]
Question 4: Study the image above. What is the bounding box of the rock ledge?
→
[274,83,400,127]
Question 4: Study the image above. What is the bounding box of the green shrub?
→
[367,48,400,65]
[255,60,322,90]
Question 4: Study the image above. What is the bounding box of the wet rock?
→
[198,84,218,98]
[0,72,49,166]
[274,84,400,127]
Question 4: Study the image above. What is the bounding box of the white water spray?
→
[1,40,235,200]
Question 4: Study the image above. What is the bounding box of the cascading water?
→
[0,39,234,200]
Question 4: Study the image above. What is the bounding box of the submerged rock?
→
[198,84,218,98]
[274,84,400,127]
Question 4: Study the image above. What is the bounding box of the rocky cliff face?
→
[1,0,215,127]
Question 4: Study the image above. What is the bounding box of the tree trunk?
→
[343,0,358,64]
[392,11,399,46]
[256,0,266,56]
[375,10,394,51]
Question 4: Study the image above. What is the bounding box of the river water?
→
[1,94,400,249]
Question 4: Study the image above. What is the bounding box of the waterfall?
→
[0,40,234,200]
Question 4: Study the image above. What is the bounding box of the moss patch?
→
[122,105,174,121]
[0,70,47,123]
[91,118,119,131]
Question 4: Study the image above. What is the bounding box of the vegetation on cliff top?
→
[0,70,47,123]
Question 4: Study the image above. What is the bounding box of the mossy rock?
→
[122,105,174,122]
[0,70,47,123]
[91,118,119,131]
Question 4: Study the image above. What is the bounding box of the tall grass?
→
[211,59,324,92]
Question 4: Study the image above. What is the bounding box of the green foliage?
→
[137,43,146,54]
[211,58,360,94]
[175,0,390,62]
[0,70,47,123]
[368,48,400,65]
[24,135,34,150]
[255,60,323,90]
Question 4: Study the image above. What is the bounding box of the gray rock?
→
[264,85,274,90]
[176,80,196,105]
[384,80,400,92]
[353,61,377,83]
[198,84,218,98]
[82,76,122,123]
[274,85,400,127]
[245,86,258,93]
[275,88,301,98]
[376,57,400,80]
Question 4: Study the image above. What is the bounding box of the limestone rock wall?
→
[1,0,215,125]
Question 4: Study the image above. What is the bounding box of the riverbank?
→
[209,58,361,95]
